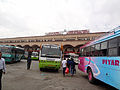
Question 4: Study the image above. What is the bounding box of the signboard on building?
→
[45,30,89,36]
[67,30,89,34]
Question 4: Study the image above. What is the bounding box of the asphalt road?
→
[2,60,117,90]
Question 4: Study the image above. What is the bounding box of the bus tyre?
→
[88,69,95,84]
[11,58,14,63]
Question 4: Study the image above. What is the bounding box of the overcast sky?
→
[0,0,120,38]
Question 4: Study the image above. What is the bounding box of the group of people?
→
[0,51,77,90]
[27,52,77,78]
[62,57,76,77]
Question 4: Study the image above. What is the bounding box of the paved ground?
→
[2,60,117,90]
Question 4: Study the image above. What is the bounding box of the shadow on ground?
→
[40,68,59,73]
[81,75,117,90]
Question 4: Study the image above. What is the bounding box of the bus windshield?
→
[41,45,61,58]
[0,47,11,54]
[32,52,38,56]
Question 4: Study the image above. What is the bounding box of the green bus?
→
[39,44,62,71]
[31,51,39,60]
[0,45,24,63]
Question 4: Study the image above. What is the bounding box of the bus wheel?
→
[88,69,95,83]
[11,58,14,63]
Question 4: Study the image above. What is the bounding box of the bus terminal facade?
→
[0,30,105,54]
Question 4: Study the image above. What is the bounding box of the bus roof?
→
[42,44,60,46]
[42,44,61,48]
[15,47,24,50]
[81,26,120,48]
[0,45,14,48]
[0,45,24,50]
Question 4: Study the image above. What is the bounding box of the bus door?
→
[16,50,19,61]
[12,48,20,61]
[78,57,89,72]
[78,48,90,73]
[11,49,16,61]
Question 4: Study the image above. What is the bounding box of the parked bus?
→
[0,45,24,63]
[78,26,120,89]
[31,51,39,60]
[39,44,62,71]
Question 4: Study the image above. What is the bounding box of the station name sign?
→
[45,30,89,36]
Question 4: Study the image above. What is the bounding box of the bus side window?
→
[85,46,90,56]
[99,51,103,56]
[83,48,86,56]
[90,45,95,56]
[100,50,107,56]
[108,38,117,56]
[108,48,117,56]
[95,44,100,56]
[79,48,82,57]
[94,51,99,56]
[100,41,107,56]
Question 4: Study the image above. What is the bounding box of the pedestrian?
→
[67,58,71,73]
[62,58,67,77]
[0,52,6,90]
[27,51,32,70]
[70,58,76,76]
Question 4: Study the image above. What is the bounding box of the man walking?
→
[0,52,6,90]
[27,51,32,70]
[69,58,76,76]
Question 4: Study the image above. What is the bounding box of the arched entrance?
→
[16,45,23,48]
[23,45,31,51]
[74,44,83,54]
[31,45,40,51]
[63,44,74,54]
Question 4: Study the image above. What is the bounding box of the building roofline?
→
[0,32,105,40]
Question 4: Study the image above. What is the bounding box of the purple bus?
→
[78,26,120,89]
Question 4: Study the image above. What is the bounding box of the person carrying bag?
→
[62,58,67,77]
[65,67,69,74]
